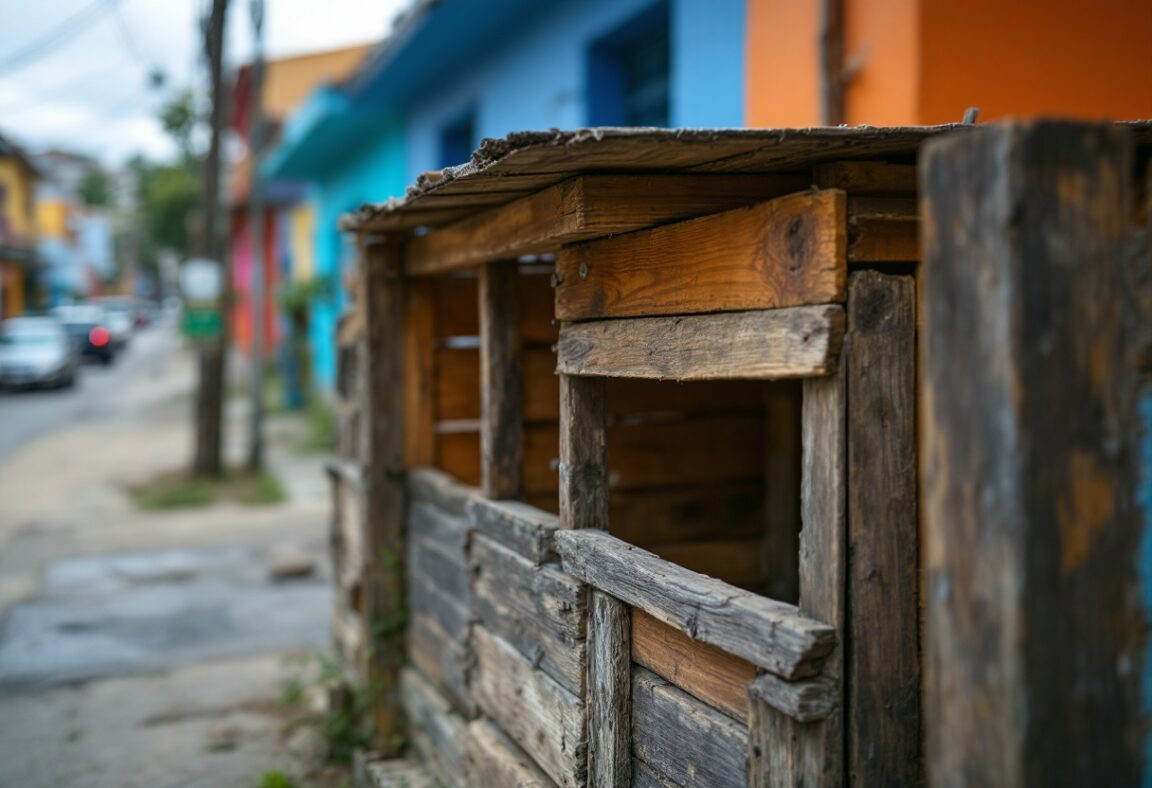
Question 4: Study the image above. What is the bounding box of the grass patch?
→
[128,468,287,510]
[293,394,336,455]
[258,771,298,788]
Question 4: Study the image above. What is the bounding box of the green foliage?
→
[78,167,111,207]
[127,468,287,510]
[258,771,298,788]
[278,275,336,317]
[293,394,336,454]
[130,157,200,262]
[281,653,373,765]
[279,676,304,705]
[159,89,201,163]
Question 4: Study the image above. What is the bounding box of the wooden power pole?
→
[192,0,230,477]
[245,0,267,473]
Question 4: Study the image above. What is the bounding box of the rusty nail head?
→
[578,262,588,279]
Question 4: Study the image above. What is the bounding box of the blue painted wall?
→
[403,0,745,182]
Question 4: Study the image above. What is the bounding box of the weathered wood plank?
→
[401,667,469,786]
[434,430,483,488]
[434,346,480,421]
[747,673,837,725]
[480,260,524,498]
[431,274,479,337]
[405,278,436,466]
[467,718,557,788]
[471,534,587,695]
[471,626,587,788]
[631,667,746,788]
[647,538,766,590]
[555,528,835,678]
[557,307,845,381]
[408,500,470,559]
[407,174,809,275]
[359,238,408,755]
[407,467,481,517]
[588,592,631,788]
[609,482,765,548]
[409,572,470,643]
[750,353,846,786]
[408,537,469,603]
[631,607,755,723]
[631,759,681,788]
[845,270,920,784]
[468,496,559,565]
[762,380,802,603]
[813,161,918,194]
[555,190,846,321]
[922,122,1144,785]
[607,416,764,490]
[558,374,608,530]
[407,611,472,718]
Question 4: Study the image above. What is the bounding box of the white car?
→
[0,317,79,389]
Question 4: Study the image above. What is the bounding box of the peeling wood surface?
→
[555,528,835,678]
[631,607,756,723]
[471,626,587,788]
[557,307,845,381]
[468,497,559,565]
[408,611,472,717]
[467,719,558,788]
[555,190,846,321]
[922,122,1144,786]
[588,591,631,787]
[408,467,481,517]
[631,667,746,788]
[401,667,469,787]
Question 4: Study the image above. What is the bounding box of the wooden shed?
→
[327,121,1152,787]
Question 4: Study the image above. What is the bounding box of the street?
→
[0,321,337,788]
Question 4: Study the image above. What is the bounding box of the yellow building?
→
[0,132,39,318]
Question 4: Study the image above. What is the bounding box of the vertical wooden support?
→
[404,278,435,468]
[750,355,846,787]
[360,236,409,756]
[558,373,608,530]
[588,590,631,787]
[845,270,919,784]
[479,260,523,499]
[922,122,1144,786]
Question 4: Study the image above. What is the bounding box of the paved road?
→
[0,317,181,463]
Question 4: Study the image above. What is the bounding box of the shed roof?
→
[341,123,1152,234]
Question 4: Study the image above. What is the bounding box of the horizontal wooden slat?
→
[632,758,680,788]
[556,189,845,321]
[747,672,837,724]
[847,196,919,263]
[609,482,765,546]
[471,534,588,695]
[407,467,481,516]
[468,497,559,565]
[467,719,557,788]
[406,174,809,276]
[401,667,469,787]
[557,306,845,381]
[607,416,764,490]
[471,626,587,788]
[813,161,918,194]
[431,274,479,337]
[408,537,469,602]
[409,572,470,643]
[555,529,835,678]
[409,500,470,558]
[632,666,747,788]
[649,537,766,590]
[435,346,480,421]
[632,608,756,723]
[434,431,482,488]
[407,611,472,717]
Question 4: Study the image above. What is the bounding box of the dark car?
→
[0,317,79,389]
[51,304,117,365]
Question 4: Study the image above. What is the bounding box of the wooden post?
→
[750,354,846,787]
[479,260,523,499]
[922,122,1144,786]
[404,279,435,469]
[845,270,919,784]
[588,590,631,787]
[558,373,608,530]
[359,235,409,756]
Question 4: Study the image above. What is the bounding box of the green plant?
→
[126,468,287,510]
[258,771,298,788]
[280,676,303,706]
[294,394,336,454]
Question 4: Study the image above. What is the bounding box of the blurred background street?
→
[0,315,337,788]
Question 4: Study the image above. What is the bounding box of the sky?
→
[0,0,410,167]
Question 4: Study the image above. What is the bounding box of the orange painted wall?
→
[917,0,1152,124]
[843,0,918,125]
[745,0,822,127]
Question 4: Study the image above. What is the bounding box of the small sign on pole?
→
[180,257,223,341]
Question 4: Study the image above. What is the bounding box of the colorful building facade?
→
[0,133,39,319]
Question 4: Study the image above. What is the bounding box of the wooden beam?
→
[479,260,523,498]
[847,196,919,263]
[750,352,846,786]
[359,236,409,756]
[747,673,836,724]
[813,161,917,194]
[845,271,920,784]
[588,591,631,787]
[557,307,845,381]
[922,122,1144,785]
[631,607,756,723]
[558,374,608,530]
[467,719,554,788]
[405,278,435,467]
[554,189,846,321]
[554,528,836,678]
[405,174,810,276]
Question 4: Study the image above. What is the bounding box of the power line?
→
[0,0,119,76]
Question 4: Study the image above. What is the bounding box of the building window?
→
[588,2,670,127]
[439,111,476,168]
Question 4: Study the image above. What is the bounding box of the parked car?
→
[51,304,117,365]
[90,296,135,349]
[0,317,79,389]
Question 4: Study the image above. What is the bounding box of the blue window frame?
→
[587,1,670,127]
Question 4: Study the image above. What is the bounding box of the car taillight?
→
[89,327,110,347]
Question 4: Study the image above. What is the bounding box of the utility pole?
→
[245,0,266,472]
[192,0,230,478]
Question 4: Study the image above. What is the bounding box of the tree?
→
[78,166,110,207]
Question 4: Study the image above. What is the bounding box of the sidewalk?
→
[0,330,343,788]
